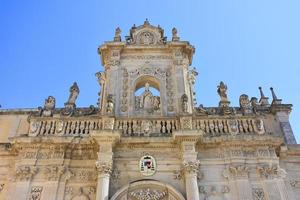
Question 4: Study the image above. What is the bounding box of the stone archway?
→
[110,180,185,200]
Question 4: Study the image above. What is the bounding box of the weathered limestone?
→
[0,20,299,200]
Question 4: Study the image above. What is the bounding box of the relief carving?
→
[28,186,43,200]
[252,188,265,200]
[95,161,112,175]
[257,165,287,179]
[130,188,167,200]
[223,165,249,179]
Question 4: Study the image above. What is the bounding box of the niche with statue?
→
[134,77,161,114]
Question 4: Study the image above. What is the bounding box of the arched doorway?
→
[110,180,185,200]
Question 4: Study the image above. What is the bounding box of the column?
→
[183,161,200,200]
[91,128,120,200]
[95,161,112,200]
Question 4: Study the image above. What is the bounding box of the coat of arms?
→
[140,155,156,176]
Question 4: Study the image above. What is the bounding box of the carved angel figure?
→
[217,81,228,102]
[66,82,79,105]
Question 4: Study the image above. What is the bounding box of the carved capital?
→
[257,165,287,179]
[15,165,38,181]
[95,161,112,175]
[183,160,201,174]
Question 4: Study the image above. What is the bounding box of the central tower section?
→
[97,20,195,117]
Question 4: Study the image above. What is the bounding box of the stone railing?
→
[28,119,101,137]
[192,117,265,136]
[28,116,265,137]
[114,118,179,137]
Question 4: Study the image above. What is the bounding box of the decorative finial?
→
[114,27,121,42]
[61,82,80,116]
[172,27,180,41]
[258,87,269,106]
[270,87,282,105]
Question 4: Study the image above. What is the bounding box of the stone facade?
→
[0,20,300,200]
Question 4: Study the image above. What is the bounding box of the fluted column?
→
[95,161,112,200]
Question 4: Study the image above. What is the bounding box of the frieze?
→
[69,168,97,182]
[130,188,167,200]
[64,186,96,200]
[199,185,230,199]
[45,165,66,181]
[222,165,249,179]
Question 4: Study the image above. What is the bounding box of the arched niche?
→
[110,180,185,200]
[134,76,161,114]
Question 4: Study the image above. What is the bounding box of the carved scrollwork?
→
[45,165,65,181]
[252,187,265,200]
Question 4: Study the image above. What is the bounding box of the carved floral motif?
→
[223,165,249,179]
[252,188,265,200]
[257,165,287,179]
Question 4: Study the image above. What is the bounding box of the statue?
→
[172,27,180,41]
[181,94,188,113]
[135,82,160,113]
[95,72,106,110]
[239,94,252,115]
[66,82,79,105]
[114,27,121,42]
[106,94,114,114]
[250,97,258,114]
[39,96,55,117]
[217,81,228,102]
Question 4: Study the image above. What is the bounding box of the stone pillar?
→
[91,128,120,200]
[182,161,200,200]
[95,161,112,200]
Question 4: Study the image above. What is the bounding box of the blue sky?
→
[1,0,300,142]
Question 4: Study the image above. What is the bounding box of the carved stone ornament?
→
[222,165,249,179]
[140,155,157,176]
[103,118,115,130]
[38,96,55,117]
[217,81,228,102]
[45,165,65,181]
[180,117,192,130]
[114,27,121,42]
[15,165,38,181]
[199,185,230,199]
[182,160,201,174]
[172,27,180,41]
[257,165,287,179]
[141,120,153,136]
[130,188,167,200]
[28,186,43,200]
[95,161,112,175]
[252,188,265,200]
[239,94,252,115]
[106,94,114,114]
[181,94,188,113]
[61,82,80,116]
[29,121,41,136]
[227,119,239,135]
[253,119,265,134]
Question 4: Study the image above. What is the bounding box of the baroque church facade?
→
[0,20,300,200]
